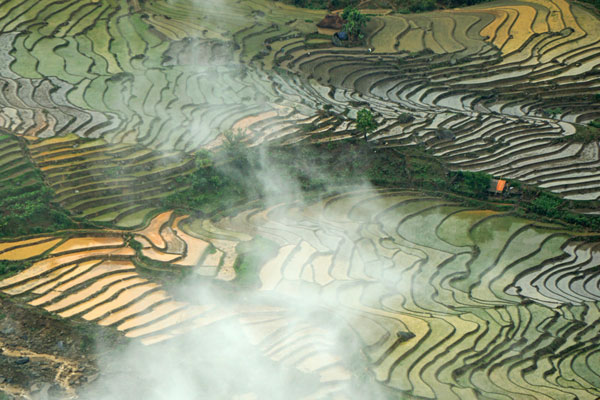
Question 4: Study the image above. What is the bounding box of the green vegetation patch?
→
[551,123,600,145]
[163,138,458,215]
[233,236,280,287]
[275,0,489,13]
[519,189,600,231]
[0,260,30,279]
[164,134,600,233]
[285,0,357,10]
[161,150,248,215]
[400,0,436,13]
[581,0,600,12]
[0,135,79,238]
[450,170,491,199]
[27,134,195,229]
[341,7,370,40]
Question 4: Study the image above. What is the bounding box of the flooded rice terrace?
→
[1,189,600,399]
[0,0,599,399]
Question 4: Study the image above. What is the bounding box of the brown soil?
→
[0,295,127,399]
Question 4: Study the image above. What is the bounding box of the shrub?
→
[301,123,316,132]
[398,113,414,123]
[543,107,563,117]
[223,128,245,153]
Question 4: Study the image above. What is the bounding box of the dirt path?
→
[0,296,125,399]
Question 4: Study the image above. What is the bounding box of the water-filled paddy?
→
[0,0,599,396]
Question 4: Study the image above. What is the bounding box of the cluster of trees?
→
[161,150,247,214]
[327,0,358,9]
[450,170,491,199]
[288,0,356,9]
[0,139,81,275]
[398,0,436,13]
[526,191,564,218]
[436,0,489,8]
[0,182,76,237]
[0,160,77,238]
[341,7,370,39]
[356,108,412,138]
[356,109,377,140]
[282,0,495,13]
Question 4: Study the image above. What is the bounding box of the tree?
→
[408,0,436,12]
[451,170,490,199]
[341,7,369,40]
[356,108,377,141]
[222,128,246,156]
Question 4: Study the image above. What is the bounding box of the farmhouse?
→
[316,13,343,35]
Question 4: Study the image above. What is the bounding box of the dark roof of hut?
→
[317,14,344,30]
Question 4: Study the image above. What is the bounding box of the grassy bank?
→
[277,0,491,13]
[162,138,600,233]
[0,134,85,238]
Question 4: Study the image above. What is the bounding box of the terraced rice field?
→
[2,189,600,398]
[284,0,600,197]
[0,133,36,187]
[0,210,231,346]
[0,0,596,197]
[0,0,599,397]
[26,133,194,227]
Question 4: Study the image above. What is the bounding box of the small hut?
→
[317,14,344,35]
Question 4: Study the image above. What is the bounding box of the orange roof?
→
[496,179,506,192]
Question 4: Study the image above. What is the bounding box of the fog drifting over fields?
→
[80,103,386,399]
